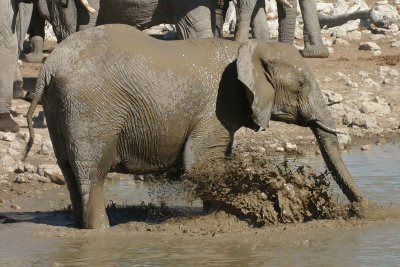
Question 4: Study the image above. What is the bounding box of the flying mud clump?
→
[183,153,349,227]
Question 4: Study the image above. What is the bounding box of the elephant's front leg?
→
[298,0,329,58]
[183,120,232,171]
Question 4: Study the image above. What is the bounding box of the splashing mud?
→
[180,152,353,227]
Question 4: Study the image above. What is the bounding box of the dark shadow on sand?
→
[0,204,203,228]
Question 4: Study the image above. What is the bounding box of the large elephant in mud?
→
[26,24,366,229]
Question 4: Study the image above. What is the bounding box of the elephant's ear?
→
[237,40,275,129]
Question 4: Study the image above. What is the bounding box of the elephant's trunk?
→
[307,87,365,204]
[311,127,364,203]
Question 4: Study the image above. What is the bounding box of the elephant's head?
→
[236,40,365,205]
[37,0,95,42]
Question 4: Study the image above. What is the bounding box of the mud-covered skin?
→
[27,25,365,229]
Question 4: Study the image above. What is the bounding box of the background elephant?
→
[0,0,21,133]
[233,0,328,58]
[27,24,365,229]
[22,0,220,62]
[35,0,216,41]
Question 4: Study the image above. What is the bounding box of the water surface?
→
[0,143,399,266]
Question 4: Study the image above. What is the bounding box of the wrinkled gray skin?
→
[27,25,366,229]
[22,0,221,63]
[234,0,328,58]
[35,0,216,42]
[0,0,25,132]
[235,0,269,42]
[0,0,18,114]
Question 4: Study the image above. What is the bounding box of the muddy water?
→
[1,143,399,266]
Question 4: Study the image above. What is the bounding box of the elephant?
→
[0,0,21,133]
[22,0,224,63]
[26,24,366,229]
[233,0,329,58]
[33,0,220,41]
[24,0,293,63]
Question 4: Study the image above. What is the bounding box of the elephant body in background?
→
[23,0,222,62]
[27,24,365,229]
[36,0,216,42]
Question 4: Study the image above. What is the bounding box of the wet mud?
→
[181,148,351,227]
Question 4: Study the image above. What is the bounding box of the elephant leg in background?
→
[25,5,45,63]
[235,0,256,42]
[299,0,329,58]
[16,2,33,55]
[0,0,20,133]
[249,0,269,41]
[171,0,215,39]
[213,0,226,38]
[235,0,269,42]
[277,0,297,45]
[278,0,328,58]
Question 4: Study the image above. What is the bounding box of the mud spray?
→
[181,153,353,227]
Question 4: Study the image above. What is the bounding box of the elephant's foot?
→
[83,185,110,229]
[300,44,330,58]
[24,52,45,63]
[0,113,20,133]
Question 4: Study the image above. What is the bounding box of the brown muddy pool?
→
[0,143,399,266]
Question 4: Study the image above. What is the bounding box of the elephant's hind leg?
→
[50,139,106,228]
[73,160,110,229]
[58,161,84,227]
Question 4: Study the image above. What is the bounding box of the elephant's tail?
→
[24,66,52,160]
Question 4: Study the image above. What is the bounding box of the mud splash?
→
[178,153,351,227]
